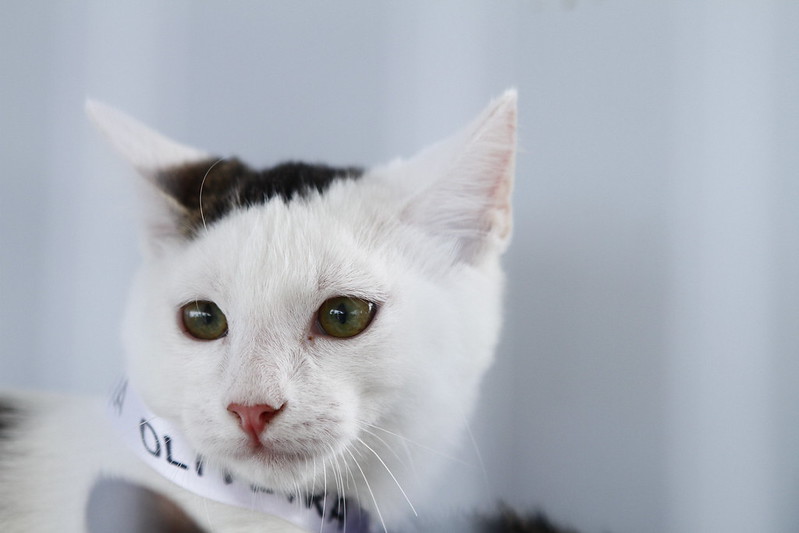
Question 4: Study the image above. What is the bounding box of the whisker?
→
[360,422,471,466]
[400,438,420,484]
[198,158,225,233]
[321,456,328,533]
[343,444,368,530]
[311,456,316,493]
[326,442,351,533]
[358,426,408,468]
[345,447,387,533]
[356,436,418,517]
[342,446,360,512]
[462,412,490,490]
[201,491,214,531]
[299,476,305,507]
[326,443,344,496]
[302,473,308,510]
[329,445,348,533]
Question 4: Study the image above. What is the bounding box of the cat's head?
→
[88,92,516,521]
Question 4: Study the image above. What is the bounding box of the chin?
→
[189,431,343,492]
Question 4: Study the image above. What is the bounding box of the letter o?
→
[139,418,161,457]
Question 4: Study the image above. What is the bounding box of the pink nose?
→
[227,402,285,442]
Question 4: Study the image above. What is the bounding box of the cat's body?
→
[0,91,517,532]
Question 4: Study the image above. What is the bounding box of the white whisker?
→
[201,492,214,531]
[344,446,387,533]
[330,445,348,533]
[198,158,225,233]
[462,412,490,490]
[356,436,417,517]
[326,443,351,533]
[321,456,328,533]
[400,438,420,484]
[361,422,470,466]
[326,443,344,496]
[312,455,317,495]
[358,426,408,468]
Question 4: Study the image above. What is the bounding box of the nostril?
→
[259,409,273,425]
[227,405,244,425]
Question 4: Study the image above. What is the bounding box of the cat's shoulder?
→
[0,390,117,487]
[0,389,305,532]
[0,389,104,438]
[0,390,111,531]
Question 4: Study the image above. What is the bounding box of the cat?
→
[0,90,517,533]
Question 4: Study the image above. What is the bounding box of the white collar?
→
[108,378,369,533]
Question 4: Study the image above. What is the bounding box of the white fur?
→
[0,91,517,532]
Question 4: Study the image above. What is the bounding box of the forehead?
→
[158,158,364,237]
[174,191,392,304]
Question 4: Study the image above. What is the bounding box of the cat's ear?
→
[86,100,209,251]
[85,100,209,174]
[400,89,517,264]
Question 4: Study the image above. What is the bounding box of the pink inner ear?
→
[488,116,517,243]
[398,91,517,262]
[489,157,515,243]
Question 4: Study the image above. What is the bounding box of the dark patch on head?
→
[86,477,207,533]
[158,158,363,237]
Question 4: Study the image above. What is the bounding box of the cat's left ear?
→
[85,100,209,175]
[86,101,211,252]
[400,89,517,264]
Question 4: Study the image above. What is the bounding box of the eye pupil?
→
[334,303,348,324]
[199,304,215,324]
[318,297,376,338]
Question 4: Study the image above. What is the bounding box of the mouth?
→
[231,439,313,466]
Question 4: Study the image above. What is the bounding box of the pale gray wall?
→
[2,2,798,533]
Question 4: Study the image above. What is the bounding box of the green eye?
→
[180,300,228,340]
[317,296,376,338]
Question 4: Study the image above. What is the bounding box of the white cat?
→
[0,90,517,533]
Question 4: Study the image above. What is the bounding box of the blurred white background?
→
[1,1,798,532]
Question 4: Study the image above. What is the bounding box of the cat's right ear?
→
[86,100,208,253]
[392,90,517,265]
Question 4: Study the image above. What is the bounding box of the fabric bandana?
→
[107,378,369,533]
